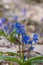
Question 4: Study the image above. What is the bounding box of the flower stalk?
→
[22,43,25,62]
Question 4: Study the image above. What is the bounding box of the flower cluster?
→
[0,17,39,50]
[0,18,13,34]
[12,22,26,35]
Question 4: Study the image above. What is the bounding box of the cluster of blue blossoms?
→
[0,18,39,50]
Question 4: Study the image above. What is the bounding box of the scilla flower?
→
[33,33,38,43]
[13,22,26,35]
[0,23,2,28]
[29,46,34,50]
[1,18,6,24]
[7,22,12,27]
[14,22,24,29]
[0,19,3,28]
[3,26,13,34]
[29,40,32,44]
[3,25,8,32]
[24,56,27,60]
[22,35,30,44]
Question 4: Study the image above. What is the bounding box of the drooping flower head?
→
[3,25,8,33]
[24,56,27,60]
[28,40,32,44]
[2,22,13,35]
[33,33,38,43]
[29,46,34,50]
[22,35,30,44]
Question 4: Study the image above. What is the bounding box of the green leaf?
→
[0,56,24,65]
[25,56,43,65]
[5,52,22,59]
[6,29,16,43]
[32,60,43,64]
[0,30,5,36]
[0,52,3,56]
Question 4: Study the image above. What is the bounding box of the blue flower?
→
[14,16,18,21]
[3,25,8,32]
[22,35,30,44]
[7,22,12,27]
[33,33,38,43]
[13,22,25,35]
[3,25,13,34]
[0,23,2,28]
[29,46,34,50]
[12,24,15,28]
[24,56,27,60]
[1,18,6,24]
[29,40,32,44]
[14,22,24,29]
[16,28,26,35]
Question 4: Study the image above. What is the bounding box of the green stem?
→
[19,42,21,56]
[22,43,24,62]
[18,35,21,57]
